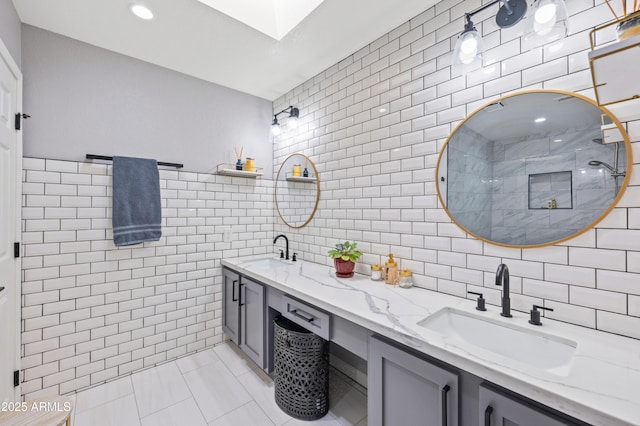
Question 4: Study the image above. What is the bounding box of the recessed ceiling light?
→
[535,117,546,123]
[130,4,154,20]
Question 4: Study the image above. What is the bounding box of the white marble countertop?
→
[221,255,640,426]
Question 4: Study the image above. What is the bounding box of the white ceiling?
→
[12,0,439,101]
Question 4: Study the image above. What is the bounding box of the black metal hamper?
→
[273,315,329,420]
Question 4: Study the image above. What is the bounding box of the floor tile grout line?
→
[180,353,233,425]
[73,376,135,415]
[216,400,277,426]
[217,342,298,426]
[73,393,139,426]
[234,365,289,426]
[181,371,209,425]
[176,348,222,376]
[213,342,261,378]
[130,375,143,426]
[132,361,192,422]
[136,391,196,424]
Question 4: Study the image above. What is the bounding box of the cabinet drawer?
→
[281,295,330,340]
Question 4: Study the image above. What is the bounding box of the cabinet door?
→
[368,336,459,426]
[222,269,240,344]
[479,384,578,426]
[240,277,265,368]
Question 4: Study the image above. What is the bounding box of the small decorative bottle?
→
[398,269,413,288]
[303,167,309,177]
[245,157,255,172]
[371,263,383,281]
[384,254,398,285]
[293,164,301,177]
[235,159,243,170]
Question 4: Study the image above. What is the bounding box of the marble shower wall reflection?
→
[445,126,627,246]
[490,127,624,245]
[447,126,493,238]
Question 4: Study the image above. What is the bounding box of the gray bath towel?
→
[112,156,161,246]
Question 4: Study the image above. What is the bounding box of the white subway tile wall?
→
[272,0,640,339]
[21,158,274,398]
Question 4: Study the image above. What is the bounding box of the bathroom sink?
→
[417,308,576,375]
[242,258,296,271]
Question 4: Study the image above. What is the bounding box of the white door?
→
[0,38,22,402]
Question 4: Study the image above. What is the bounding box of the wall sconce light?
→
[452,14,486,75]
[271,106,300,136]
[452,0,527,75]
[452,0,569,75]
[522,0,569,50]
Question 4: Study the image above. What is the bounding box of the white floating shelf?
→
[589,19,640,106]
[216,163,263,178]
[286,176,316,183]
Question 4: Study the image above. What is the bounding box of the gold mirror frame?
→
[435,89,633,248]
[275,153,320,229]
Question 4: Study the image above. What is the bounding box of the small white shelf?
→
[589,17,640,106]
[286,176,316,183]
[216,163,263,178]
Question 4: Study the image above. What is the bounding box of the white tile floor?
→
[71,342,367,426]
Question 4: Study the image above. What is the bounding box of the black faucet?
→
[273,234,289,260]
[495,263,511,318]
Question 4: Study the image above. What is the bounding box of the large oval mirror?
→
[275,153,320,228]
[436,90,632,248]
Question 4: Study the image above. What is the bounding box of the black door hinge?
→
[15,113,31,130]
[13,370,19,387]
[14,242,19,258]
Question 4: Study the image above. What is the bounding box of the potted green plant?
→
[328,241,363,278]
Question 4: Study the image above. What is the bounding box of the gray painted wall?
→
[0,0,21,66]
[21,25,273,176]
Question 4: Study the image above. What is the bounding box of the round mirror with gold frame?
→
[436,89,632,248]
[275,153,320,228]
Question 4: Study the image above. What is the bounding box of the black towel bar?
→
[86,154,183,169]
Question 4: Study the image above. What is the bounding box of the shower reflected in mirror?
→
[436,90,633,247]
[588,138,626,195]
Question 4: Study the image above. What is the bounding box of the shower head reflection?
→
[588,160,615,172]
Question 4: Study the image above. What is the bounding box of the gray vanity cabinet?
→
[479,384,584,426]
[222,268,266,369]
[239,277,265,368]
[368,336,459,426]
[222,268,240,344]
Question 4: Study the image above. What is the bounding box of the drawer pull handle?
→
[441,384,450,426]
[484,405,493,426]
[290,309,314,323]
[231,280,238,302]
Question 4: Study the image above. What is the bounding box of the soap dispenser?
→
[384,254,398,285]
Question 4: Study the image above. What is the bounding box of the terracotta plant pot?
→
[334,258,355,278]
